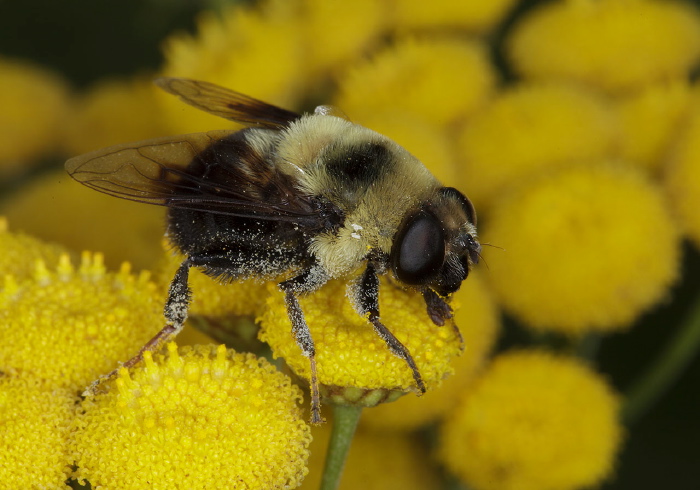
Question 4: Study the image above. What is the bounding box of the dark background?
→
[0,0,698,488]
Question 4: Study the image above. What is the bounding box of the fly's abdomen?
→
[167,208,313,281]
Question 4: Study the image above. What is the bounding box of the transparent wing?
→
[155,77,301,128]
[65,130,327,227]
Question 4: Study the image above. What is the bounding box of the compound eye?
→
[393,211,446,285]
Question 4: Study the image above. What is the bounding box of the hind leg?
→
[278,265,329,424]
[84,258,193,395]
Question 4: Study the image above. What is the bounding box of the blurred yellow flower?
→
[508,0,700,94]
[335,37,496,127]
[259,277,462,411]
[62,75,169,155]
[0,170,165,271]
[665,98,700,250]
[71,343,311,489]
[457,82,617,210]
[615,80,693,172]
[300,0,387,76]
[0,373,76,488]
[361,270,500,431]
[439,350,622,490]
[300,424,441,490]
[174,322,217,347]
[0,57,69,174]
[483,162,680,333]
[389,0,519,33]
[160,0,306,134]
[0,216,69,279]
[0,251,164,390]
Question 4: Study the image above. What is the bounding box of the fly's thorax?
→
[274,114,438,205]
[243,127,284,161]
[309,177,442,279]
[273,112,448,280]
[309,227,367,278]
[274,114,360,196]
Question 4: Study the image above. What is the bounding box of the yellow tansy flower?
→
[615,80,693,172]
[0,217,69,279]
[508,0,700,94]
[0,251,164,390]
[62,75,169,155]
[457,82,617,211]
[0,171,165,271]
[71,343,311,489]
[665,99,700,250]
[335,37,496,127]
[361,270,500,431]
[160,0,305,134]
[0,57,69,174]
[390,0,519,33]
[259,277,462,409]
[439,350,622,490]
[300,424,441,490]
[483,162,680,333]
[0,373,76,489]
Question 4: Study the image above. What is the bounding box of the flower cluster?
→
[1,0,699,488]
[0,225,311,488]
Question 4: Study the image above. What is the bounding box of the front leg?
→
[423,288,464,348]
[422,288,453,326]
[278,265,329,425]
[349,264,426,394]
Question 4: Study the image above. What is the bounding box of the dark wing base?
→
[66,130,341,231]
[154,78,301,129]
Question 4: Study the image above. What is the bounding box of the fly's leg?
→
[350,264,426,394]
[279,266,328,425]
[84,249,248,396]
[84,258,193,396]
[423,288,464,349]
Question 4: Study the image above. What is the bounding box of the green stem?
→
[574,333,601,361]
[319,405,363,490]
[623,293,700,424]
